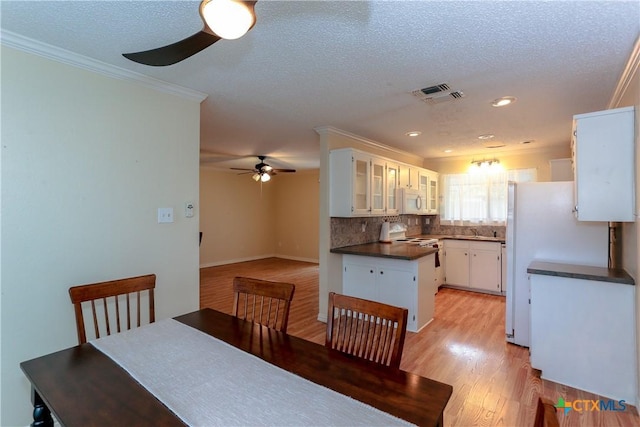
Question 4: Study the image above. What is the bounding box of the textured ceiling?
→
[1,1,639,171]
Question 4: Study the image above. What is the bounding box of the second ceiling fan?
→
[123,0,258,66]
[232,156,296,182]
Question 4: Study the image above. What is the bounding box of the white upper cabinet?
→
[418,170,429,213]
[330,149,370,216]
[399,165,420,189]
[426,170,439,214]
[385,161,400,215]
[371,157,386,215]
[572,106,635,222]
[330,148,438,217]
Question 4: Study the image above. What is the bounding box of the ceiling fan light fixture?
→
[252,173,261,181]
[201,0,256,40]
[260,172,271,182]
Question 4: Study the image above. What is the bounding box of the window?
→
[441,168,536,224]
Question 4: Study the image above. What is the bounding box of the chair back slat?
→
[326,292,408,369]
[232,277,295,332]
[69,274,156,344]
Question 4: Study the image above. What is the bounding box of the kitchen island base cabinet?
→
[342,254,435,333]
[530,273,637,404]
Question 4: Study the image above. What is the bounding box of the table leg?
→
[31,389,53,427]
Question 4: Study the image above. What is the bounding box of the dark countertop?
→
[527,260,635,286]
[330,242,437,261]
[429,234,506,243]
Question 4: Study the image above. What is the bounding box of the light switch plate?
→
[158,207,174,223]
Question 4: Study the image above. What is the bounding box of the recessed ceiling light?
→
[443,149,453,153]
[478,134,495,140]
[405,131,422,137]
[491,96,517,107]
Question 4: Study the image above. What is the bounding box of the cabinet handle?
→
[370,270,374,274]
[380,271,384,275]
[465,253,468,256]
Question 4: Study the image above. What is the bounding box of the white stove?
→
[394,237,438,247]
[380,222,438,247]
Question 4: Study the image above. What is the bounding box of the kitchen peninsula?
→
[331,241,437,332]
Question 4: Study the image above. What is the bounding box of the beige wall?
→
[1,46,201,425]
[199,168,319,267]
[424,145,571,181]
[274,171,320,262]
[199,169,276,266]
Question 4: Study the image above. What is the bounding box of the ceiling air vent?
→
[411,83,465,105]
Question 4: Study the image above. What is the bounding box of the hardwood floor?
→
[200,258,639,427]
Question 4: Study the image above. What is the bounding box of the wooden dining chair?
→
[69,274,156,344]
[533,397,560,427]
[325,292,408,369]
[232,276,295,332]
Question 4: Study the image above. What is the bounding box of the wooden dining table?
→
[21,308,452,426]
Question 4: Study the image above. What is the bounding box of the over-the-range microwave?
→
[396,188,424,214]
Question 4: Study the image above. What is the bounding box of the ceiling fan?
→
[232,156,296,182]
[123,0,258,66]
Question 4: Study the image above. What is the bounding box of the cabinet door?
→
[371,157,386,215]
[470,249,501,292]
[399,165,420,189]
[352,151,371,215]
[444,247,469,287]
[418,170,429,213]
[427,172,438,214]
[573,106,635,222]
[386,162,399,215]
[377,267,416,328]
[343,263,377,301]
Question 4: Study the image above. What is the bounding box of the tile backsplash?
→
[331,215,427,249]
[423,215,506,239]
[330,215,505,248]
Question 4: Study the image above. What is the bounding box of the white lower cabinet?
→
[443,240,502,293]
[342,254,435,332]
[443,241,469,287]
[530,273,636,403]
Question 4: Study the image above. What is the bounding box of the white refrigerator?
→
[505,181,609,347]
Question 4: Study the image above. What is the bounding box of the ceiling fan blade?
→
[230,167,257,171]
[272,169,296,173]
[123,30,220,66]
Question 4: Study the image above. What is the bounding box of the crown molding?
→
[314,126,424,164]
[609,35,640,109]
[0,30,208,103]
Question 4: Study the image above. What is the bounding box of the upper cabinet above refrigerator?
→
[571,106,635,222]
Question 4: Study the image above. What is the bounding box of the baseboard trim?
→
[273,254,319,264]
[200,254,319,269]
[200,255,277,268]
